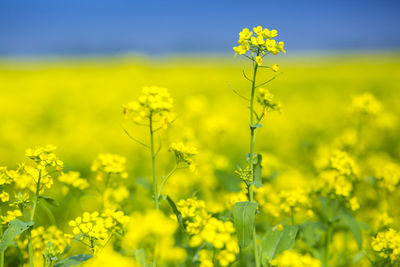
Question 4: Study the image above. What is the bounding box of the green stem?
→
[323,224,332,267]
[149,114,158,267]
[157,165,177,200]
[28,169,42,267]
[248,54,260,267]
[0,207,4,267]
[149,114,159,210]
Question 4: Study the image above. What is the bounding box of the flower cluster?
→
[1,209,23,224]
[69,210,129,251]
[233,26,285,56]
[313,170,360,211]
[235,165,253,184]
[123,86,175,127]
[279,188,311,216]
[91,153,128,182]
[233,26,286,61]
[169,142,198,166]
[25,145,63,171]
[19,226,71,259]
[177,197,210,235]
[352,93,382,116]
[59,171,89,191]
[191,218,239,267]
[270,250,321,267]
[0,166,14,185]
[83,247,138,267]
[178,197,238,266]
[371,228,400,263]
[257,88,281,112]
[122,210,186,263]
[328,150,359,177]
[370,156,400,192]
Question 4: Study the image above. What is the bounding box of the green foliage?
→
[0,219,33,253]
[54,254,93,267]
[261,225,299,265]
[166,195,186,232]
[233,201,258,248]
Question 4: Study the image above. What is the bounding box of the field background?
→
[1,53,400,219]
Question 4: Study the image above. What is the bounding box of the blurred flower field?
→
[0,47,400,267]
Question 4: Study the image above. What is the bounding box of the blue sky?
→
[0,0,399,55]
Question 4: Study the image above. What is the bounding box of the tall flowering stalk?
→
[233,26,285,267]
[123,86,197,266]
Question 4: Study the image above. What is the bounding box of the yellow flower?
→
[271,64,279,72]
[0,191,9,202]
[271,250,321,267]
[371,228,400,263]
[255,56,263,65]
[349,197,360,211]
[91,153,128,181]
[123,86,175,128]
[1,209,23,224]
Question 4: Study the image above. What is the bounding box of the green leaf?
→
[39,195,59,207]
[134,249,147,267]
[233,201,258,248]
[0,219,33,253]
[261,225,299,265]
[166,195,185,232]
[54,254,93,267]
[342,213,362,249]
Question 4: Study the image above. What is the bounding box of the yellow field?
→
[0,53,400,266]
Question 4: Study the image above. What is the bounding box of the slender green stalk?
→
[157,165,177,200]
[323,224,332,267]
[149,114,159,211]
[28,169,42,267]
[0,207,4,267]
[149,114,158,267]
[248,55,261,267]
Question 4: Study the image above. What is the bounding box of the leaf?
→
[134,249,147,267]
[39,195,59,207]
[166,196,185,232]
[0,219,33,253]
[342,212,362,249]
[233,201,258,248]
[261,225,298,264]
[54,254,93,267]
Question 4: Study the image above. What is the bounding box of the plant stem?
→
[323,224,332,267]
[0,207,4,267]
[149,114,159,211]
[157,165,177,200]
[28,169,42,267]
[149,114,158,267]
[248,55,260,267]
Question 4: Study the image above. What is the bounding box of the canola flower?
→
[233,26,286,58]
[270,250,321,267]
[69,209,129,253]
[58,171,89,191]
[371,228,400,263]
[123,86,175,128]
[91,153,128,183]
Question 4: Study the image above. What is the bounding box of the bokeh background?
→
[0,0,399,183]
